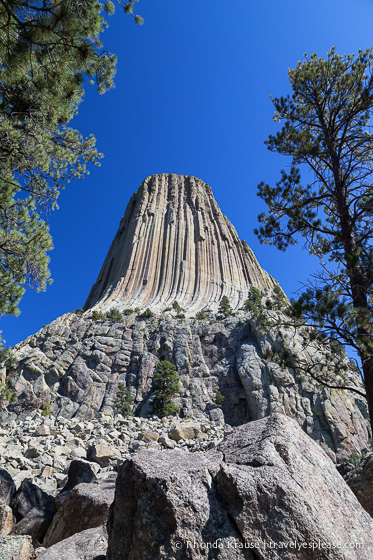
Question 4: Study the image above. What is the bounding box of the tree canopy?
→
[256,48,373,432]
[152,360,180,417]
[0,0,142,317]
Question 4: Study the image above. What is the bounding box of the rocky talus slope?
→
[2,310,369,463]
[84,173,276,315]
[0,410,232,495]
[1,414,372,560]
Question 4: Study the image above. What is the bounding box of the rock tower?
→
[84,173,276,314]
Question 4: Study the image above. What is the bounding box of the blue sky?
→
[2,0,373,347]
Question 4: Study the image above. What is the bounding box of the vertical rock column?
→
[84,173,276,315]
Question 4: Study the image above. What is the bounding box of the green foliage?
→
[244,286,287,321]
[244,287,263,315]
[267,285,288,311]
[218,296,233,317]
[0,382,16,409]
[152,361,180,417]
[256,48,373,425]
[215,390,224,408]
[122,308,134,316]
[172,301,184,313]
[0,0,142,317]
[0,184,53,316]
[171,301,186,318]
[141,308,154,319]
[348,450,367,467]
[74,308,84,314]
[92,310,107,321]
[41,401,51,417]
[114,383,133,416]
[196,309,208,320]
[106,307,123,321]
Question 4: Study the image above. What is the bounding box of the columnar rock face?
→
[84,173,276,315]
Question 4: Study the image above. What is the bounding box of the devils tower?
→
[0,176,371,558]
[84,173,276,315]
[1,173,369,464]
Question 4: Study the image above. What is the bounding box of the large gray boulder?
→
[107,413,373,560]
[43,478,115,548]
[60,459,97,494]
[37,525,107,560]
[5,311,369,463]
[0,468,16,506]
[10,480,56,544]
[10,481,55,523]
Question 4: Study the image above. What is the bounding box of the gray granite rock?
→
[3,312,369,464]
[0,535,34,560]
[43,478,115,548]
[168,422,202,441]
[1,174,370,464]
[60,459,97,494]
[87,442,120,468]
[10,480,56,545]
[11,505,55,545]
[10,481,55,524]
[0,467,15,505]
[107,414,373,560]
[37,525,107,560]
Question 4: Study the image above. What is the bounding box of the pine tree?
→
[218,296,233,317]
[106,308,123,321]
[0,0,142,317]
[196,309,207,320]
[256,48,373,433]
[152,361,180,417]
[114,383,133,417]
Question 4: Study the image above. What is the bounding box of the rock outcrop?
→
[0,411,231,497]
[10,481,56,544]
[107,414,373,560]
[3,311,369,462]
[1,174,372,558]
[0,414,372,558]
[84,173,276,315]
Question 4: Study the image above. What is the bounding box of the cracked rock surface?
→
[2,312,369,463]
[107,413,373,560]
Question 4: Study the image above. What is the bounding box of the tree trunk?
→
[362,358,373,436]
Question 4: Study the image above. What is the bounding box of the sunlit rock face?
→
[84,173,276,315]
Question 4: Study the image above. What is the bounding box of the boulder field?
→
[0,414,372,559]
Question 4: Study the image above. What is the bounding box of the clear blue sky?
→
[2,0,373,347]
